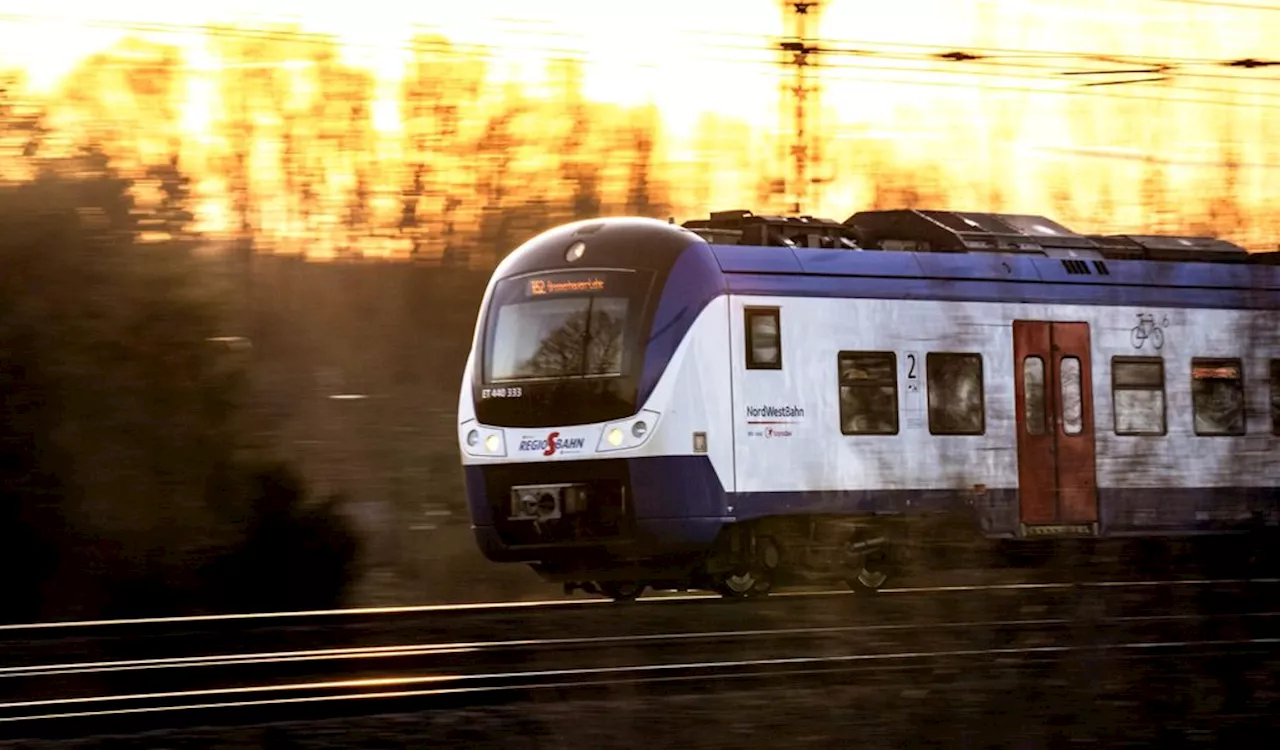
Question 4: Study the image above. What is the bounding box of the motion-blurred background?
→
[1,0,1276,623]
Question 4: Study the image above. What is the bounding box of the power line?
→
[812,58,1280,104]
[777,35,1278,69]
[2,10,1277,77]
[808,63,1280,110]
[15,27,1280,115]
[1032,144,1280,169]
[32,50,1280,116]
[2,11,1279,115]
[1160,0,1280,10]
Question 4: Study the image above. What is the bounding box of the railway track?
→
[0,574,1274,670]
[0,575,1277,741]
[5,572,1274,634]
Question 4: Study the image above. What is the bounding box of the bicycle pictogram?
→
[1130,313,1169,350]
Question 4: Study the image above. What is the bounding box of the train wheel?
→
[716,569,772,599]
[844,530,891,595]
[597,581,646,602]
[846,565,888,594]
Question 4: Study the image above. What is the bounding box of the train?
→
[456,207,1280,600]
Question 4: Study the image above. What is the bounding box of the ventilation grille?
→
[1022,524,1096,537]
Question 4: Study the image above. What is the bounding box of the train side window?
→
[1060,356,1083,435]
[926,353,985,435]
[1112,357,1166,436]
[1272,360,1280,436]
[744,307,781,370]
[1191,358,1245,436]
[838,351,898,435]
[1023,356,1046,436]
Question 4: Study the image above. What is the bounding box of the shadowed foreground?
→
[1,573,1276,748]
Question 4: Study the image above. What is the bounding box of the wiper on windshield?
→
[578,295,595,378]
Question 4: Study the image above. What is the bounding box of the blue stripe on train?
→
[707,242,1280,308]
[723,273,1280,312]
[730,486,1280,536]
[637,243,728,406]
[710,244,1280,293]
[464,455,1280,553]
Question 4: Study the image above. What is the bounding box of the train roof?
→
[681,208,1280,266]
[681,209,860,250]
[676,209,1280,300]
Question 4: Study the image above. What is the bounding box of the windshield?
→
[481,269,651,386]
[487,295,630,382]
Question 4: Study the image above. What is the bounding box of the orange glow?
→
[1,0,1278,257]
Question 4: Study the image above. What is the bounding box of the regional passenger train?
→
[457,208,1280,600]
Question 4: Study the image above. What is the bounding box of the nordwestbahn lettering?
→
[746,405,805,419]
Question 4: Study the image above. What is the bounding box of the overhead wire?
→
[48,58,1280,119]
[1158,0,1280,10]
[0,10,1277,77]
[43,36,1280,108]
[0,11,1277,114]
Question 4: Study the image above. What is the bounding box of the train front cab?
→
[457,218,735,583]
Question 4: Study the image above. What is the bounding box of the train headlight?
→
[597,410,660,453]
[461,420,506,458]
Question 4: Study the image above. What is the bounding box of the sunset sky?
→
[2,0,1278,248]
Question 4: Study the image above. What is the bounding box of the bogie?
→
[597,581,646,602]
[701,517,899,597]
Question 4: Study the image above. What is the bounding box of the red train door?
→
[1011,321,1098,531]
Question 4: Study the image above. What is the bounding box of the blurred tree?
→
[686,113,723,215]
[399,164,426,252]
[200,461,360,613]
[1,153,227,617]
[1201,134,1245,240]
[1066,89,1118,232]
[547,58,601,223]
[1091,178,1116,231]
[212,26,307,245]
[145,154,197,241]
[0,141,359,620]
[1262,93,1280,248]
[1140,158,1175,235]
[50,39,194,242]
[570,166,603,222]
[51,40,179,157]
[0,71,45,180]
[0,311,66,623]
[1047,168,1078,229]
[211,28,384,256]
[475,85,529,264]
[308,45,376,256]
[867,146,948,211]
[401,36,485,259]
[347,172,371,247]
[625,108,658,217]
